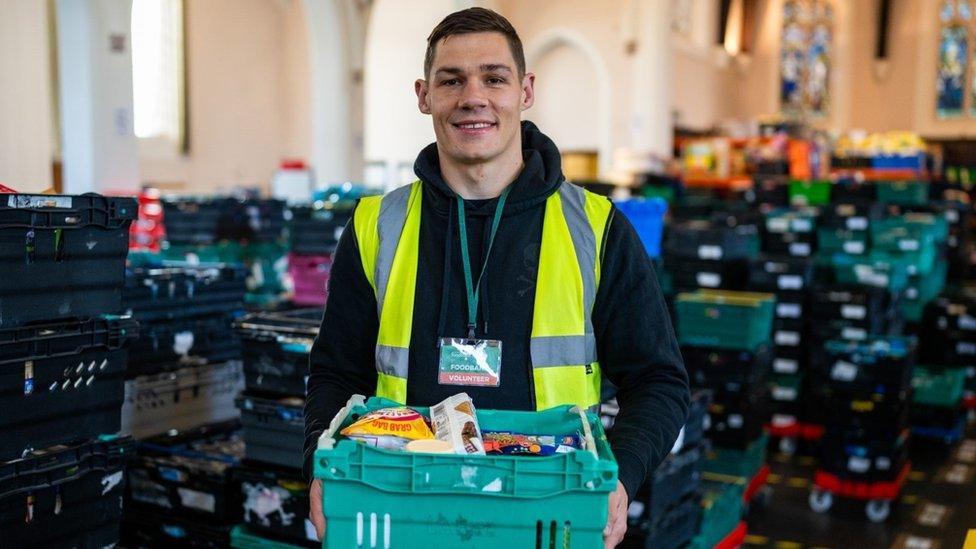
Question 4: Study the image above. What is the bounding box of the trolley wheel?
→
[865,499,891,523]
[809,489,833,513]
[779,436,797,456]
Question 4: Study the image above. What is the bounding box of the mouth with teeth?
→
[452,120,497,136]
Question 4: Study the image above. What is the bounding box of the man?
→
[304,8,688,548]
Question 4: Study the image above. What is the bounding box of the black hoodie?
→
[304,121,689,499]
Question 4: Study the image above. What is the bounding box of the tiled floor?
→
[745,436,976,549]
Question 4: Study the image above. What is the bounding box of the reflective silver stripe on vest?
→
[376,344,409,379]
[530,335,598,368]
[556,183,598,339]
[374,184,413,319]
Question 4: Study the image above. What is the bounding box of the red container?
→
[290,253,332,306]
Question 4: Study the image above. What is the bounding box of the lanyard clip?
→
[467,325,476,340]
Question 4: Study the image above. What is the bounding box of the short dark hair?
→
[424,8,526,79]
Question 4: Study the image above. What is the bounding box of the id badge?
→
[437,337,502,387]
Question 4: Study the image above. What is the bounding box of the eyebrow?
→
[435,64,514,77]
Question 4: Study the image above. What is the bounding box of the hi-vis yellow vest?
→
[354,180,612,410]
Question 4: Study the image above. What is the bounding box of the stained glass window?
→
[780,0,833,117]
[935,0,976,117]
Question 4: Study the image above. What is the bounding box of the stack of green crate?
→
[703,432,769,480]
[675,290,776,351]
[912,366,967,408]
[818,226,870,257]
[788,179,831,206]
[832,253,910,292]
[871,213,949,320]
[243,241,289,307]
[876,180,929,206]
[687,481,745,549]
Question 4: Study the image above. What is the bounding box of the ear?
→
[416,79,431,115]
[520,72,536,111]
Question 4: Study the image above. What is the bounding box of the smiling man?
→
[304,8,689,548]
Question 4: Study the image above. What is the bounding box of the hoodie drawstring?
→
[436,198,455,342]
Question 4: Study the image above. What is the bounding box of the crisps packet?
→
[430,393,486,455]
[340,407,434,450]
[482,431,582,456]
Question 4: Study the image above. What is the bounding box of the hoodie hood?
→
[413,120,564,217]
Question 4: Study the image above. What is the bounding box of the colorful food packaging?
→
[482,431,582,456]
[430,393,486,455]
[340,407,434,450]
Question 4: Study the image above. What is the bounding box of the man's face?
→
[416,32,534,166]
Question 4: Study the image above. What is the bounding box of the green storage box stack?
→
[876,180,930,206]
[912,366,967,408]
[703,432,769,480]
[687,481,745,549]
[675,290,776,351]
[818,227,870,256]
[871,213,949,255]
[832,253,910,291]
[314,396,618,549]
[902,260,948,322]
[788,179,831,206]
[243,241,290,306]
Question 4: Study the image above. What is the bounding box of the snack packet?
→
[430,393,486,455]
[482,431,582,456]
[340,407,434,450]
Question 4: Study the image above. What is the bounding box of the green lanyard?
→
[456,186,511,339]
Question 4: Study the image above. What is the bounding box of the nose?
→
[458,81,488,110]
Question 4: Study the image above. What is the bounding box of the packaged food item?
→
[482,431,582,456]
[340,407,434,450]
[430,393,486,455]
[405,439,454,454]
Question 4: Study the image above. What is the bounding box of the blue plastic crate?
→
[615,198,668,259]
[870,153,926,171]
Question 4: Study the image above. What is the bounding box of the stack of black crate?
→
[121,265,247,439]
[810,335,916,522]
[233,308,323,547]
[661,215,771,451]
[120,265,248,547]
[748,250,815,453]
[611,390,711,549]
[0,193,138,547]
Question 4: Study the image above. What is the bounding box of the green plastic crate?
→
[832,254,910,291]
[642,185,676,203]
[675,290,775,351]
[703,432,768,480]
[913,366,967,408]
[788,180,831,206]
[244,241,289,296]
[876,180,929,206]
[870,247,938,277]
[313,396,617,549]
[230,526,308,549]
[686,481,745,549]
[871,214,950,250]
[818,227,870,255]
[901,260,948,321]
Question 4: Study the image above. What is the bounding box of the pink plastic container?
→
[290,253,332,306]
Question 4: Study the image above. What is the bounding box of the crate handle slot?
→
[318,394,367,450]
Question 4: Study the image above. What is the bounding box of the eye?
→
[441,78,460,86]
[487,77,506,85]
